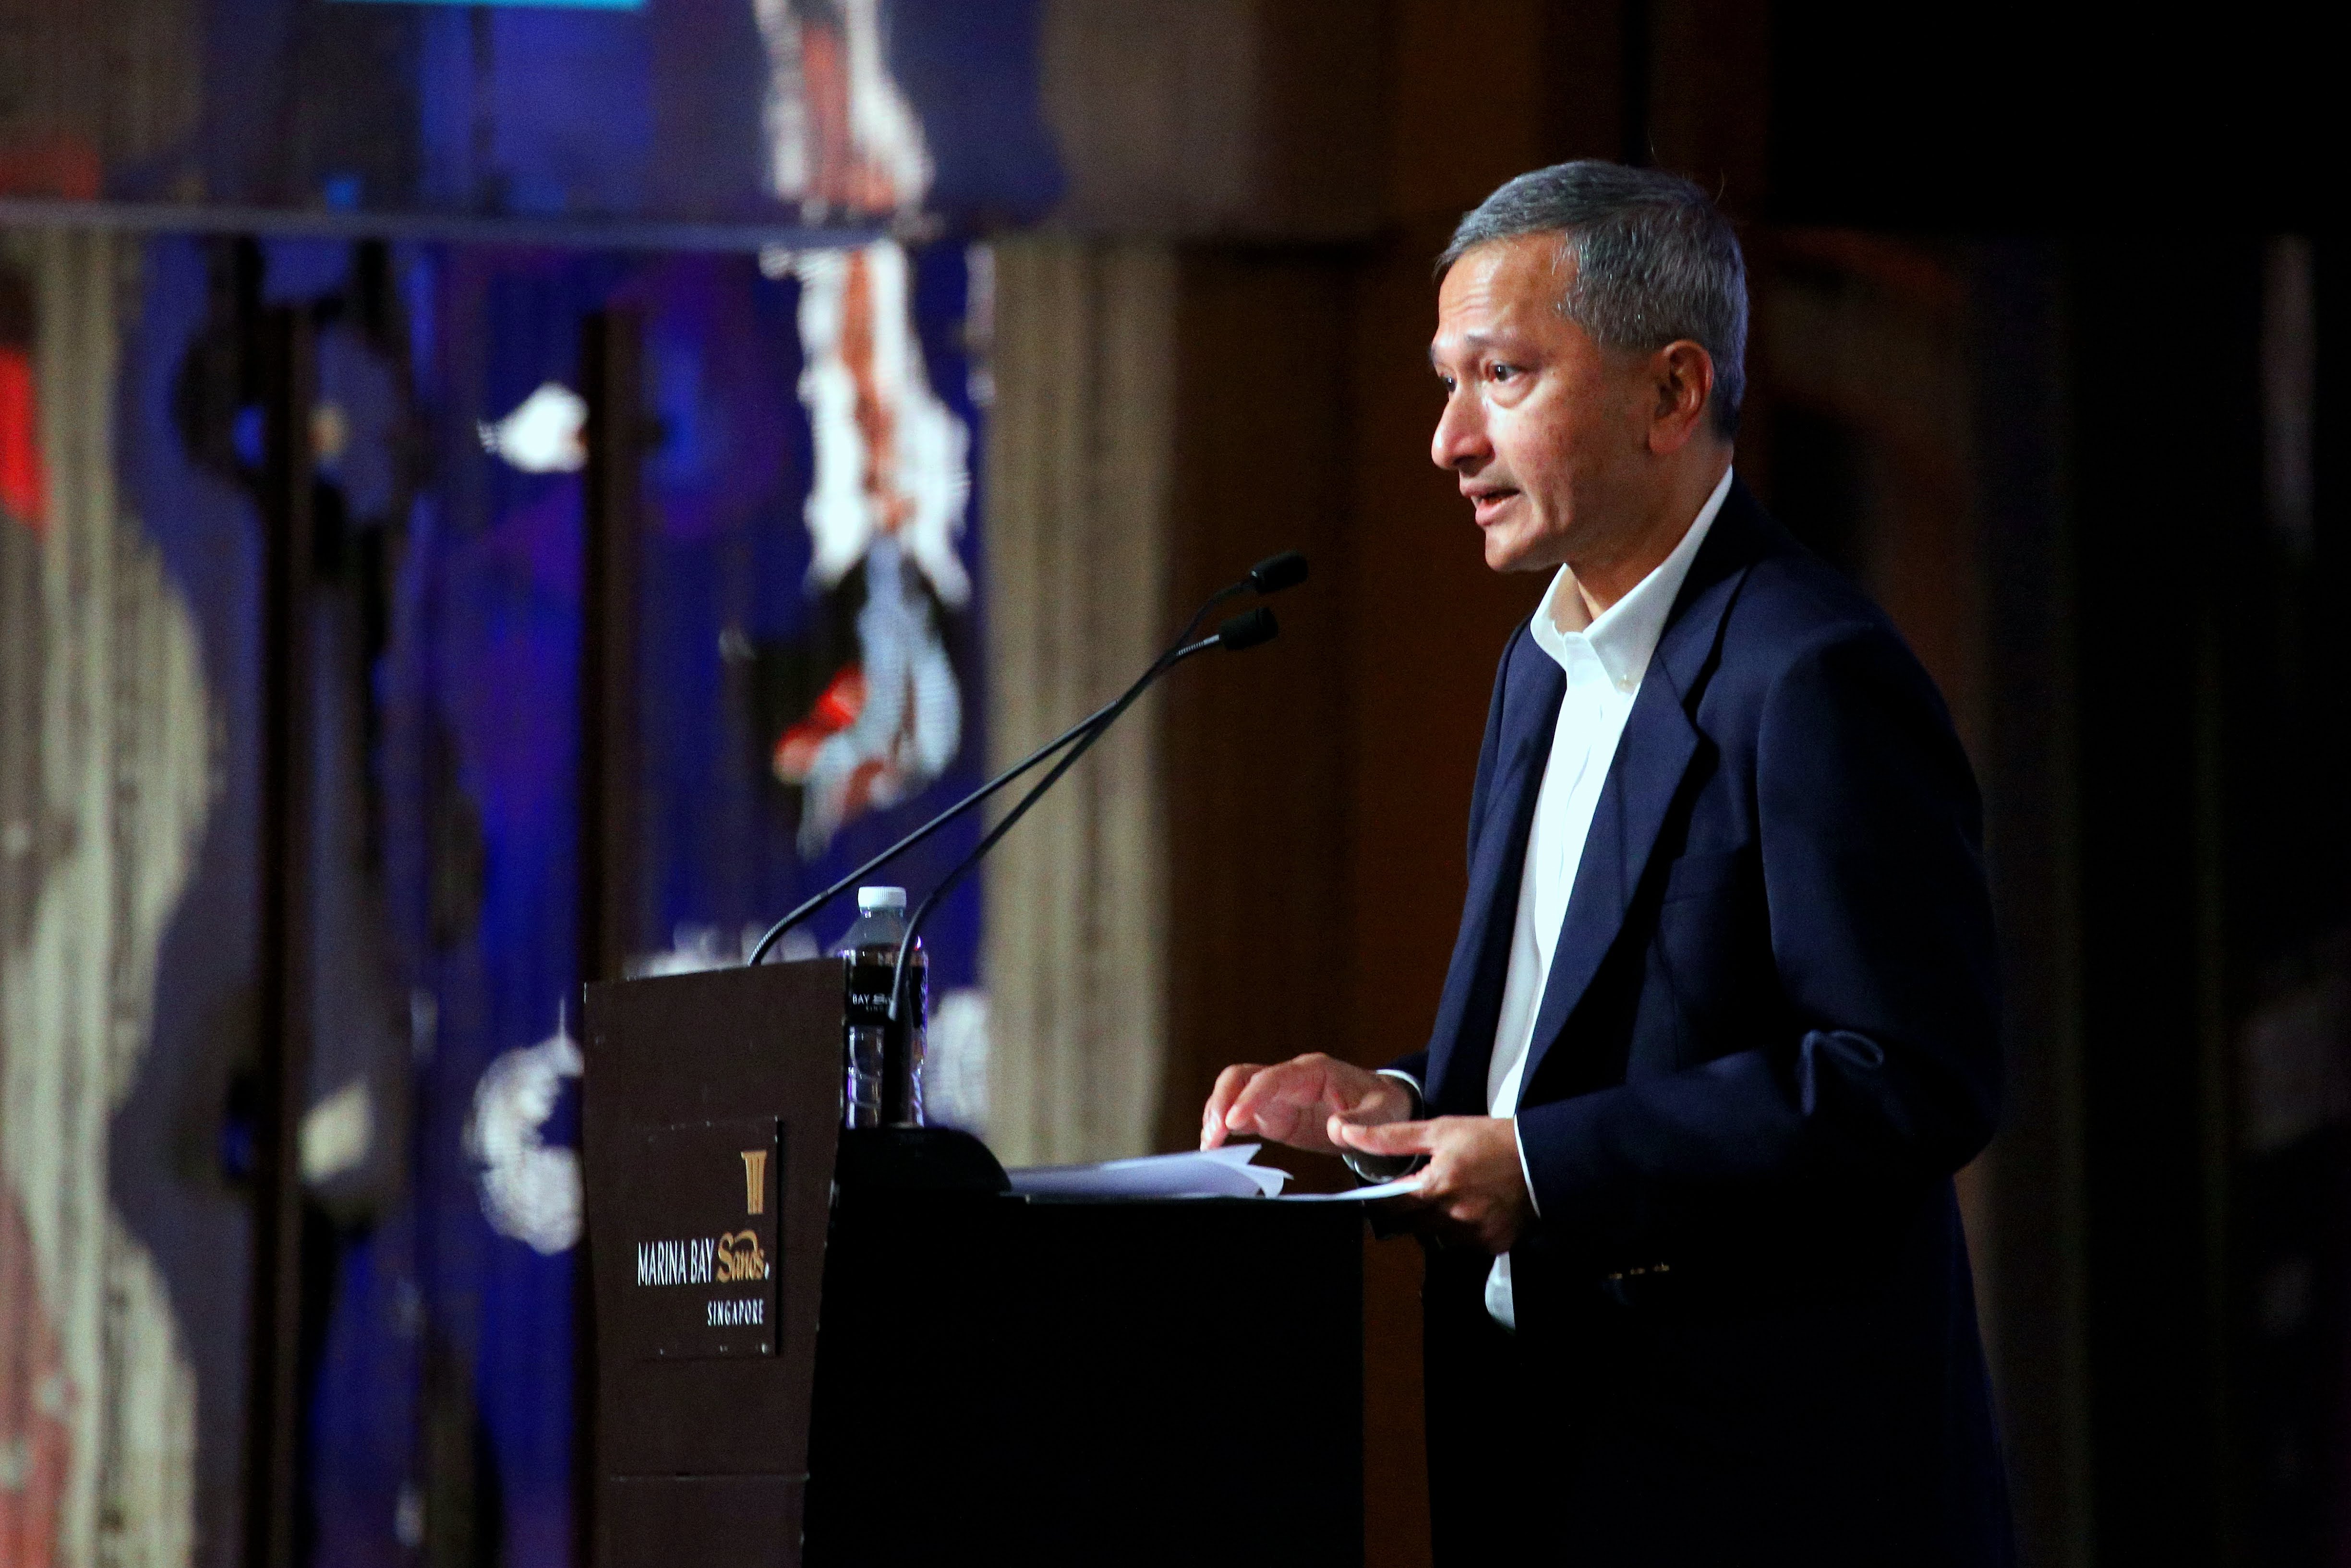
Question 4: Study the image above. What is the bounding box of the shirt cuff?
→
[1374,1069,1424,1114]
[1343,1071,1430,1183]
[1510,1115,1541,1219]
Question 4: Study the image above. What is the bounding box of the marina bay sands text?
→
[637,1232,772,1288]
[637,1237,715,1286]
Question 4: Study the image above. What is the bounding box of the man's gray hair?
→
[1439,161,1748,439]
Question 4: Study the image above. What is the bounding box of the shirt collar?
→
[1529,464,1735,692]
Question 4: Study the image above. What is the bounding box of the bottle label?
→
[843,953,922,1020]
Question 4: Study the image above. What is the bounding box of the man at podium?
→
[1202,162,2013,1565]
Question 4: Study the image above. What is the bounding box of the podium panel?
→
[602,1476,801,1568]
[583,963,843,1562]
[585,965,1364,1568]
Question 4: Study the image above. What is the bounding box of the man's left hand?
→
[1333,1115,1533,1254]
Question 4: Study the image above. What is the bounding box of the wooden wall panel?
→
[982,238,1177,1167]
[1339,226,1539,1084]
[1386,1,1553,227]
[1159,242,1438,1566]
[1040,0,1389,241]
[1158,250,1356,1160]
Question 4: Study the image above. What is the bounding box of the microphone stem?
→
[745,589,1254,969]
[885,633,1219,1024]
[1173,581,1247,651]
[744,691,1118,966]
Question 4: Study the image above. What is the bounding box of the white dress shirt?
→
[1480,466,1733,1329]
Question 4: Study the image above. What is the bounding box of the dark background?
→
[1150,8,2350,1565]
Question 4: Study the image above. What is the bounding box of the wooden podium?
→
[583,963,1363,1568]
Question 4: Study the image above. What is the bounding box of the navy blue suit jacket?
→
[1394,480,2013,1562]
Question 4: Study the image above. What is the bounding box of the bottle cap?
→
[856,886,907,912]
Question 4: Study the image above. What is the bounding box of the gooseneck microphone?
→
[742,551,1308,969]
[1246,551,1309,596]
[1210,604,1281,652]
[883,604,1283,1029]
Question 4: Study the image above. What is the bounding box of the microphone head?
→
[1248,551,1309,595]
[1216,606,1280,652]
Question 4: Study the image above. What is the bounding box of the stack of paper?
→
[1006,1143,1424,1202]
[1009,1142,1289,1197]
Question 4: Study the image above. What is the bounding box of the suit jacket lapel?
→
[1514,490,1763,1097]
[1425,638,1564,1113]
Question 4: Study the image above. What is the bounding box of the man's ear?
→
[1649,341,1716,454]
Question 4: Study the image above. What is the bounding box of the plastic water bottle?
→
[837,887,926,1127]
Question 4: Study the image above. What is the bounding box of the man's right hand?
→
[1200,1053,1415,1155]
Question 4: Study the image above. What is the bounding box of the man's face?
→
[1429,233,1656,575]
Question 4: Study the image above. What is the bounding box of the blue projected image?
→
[116,232,993,1566]
[333,0,646,10]
[9,1,1060,230]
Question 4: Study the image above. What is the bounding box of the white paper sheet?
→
[1278,1175,1427,1202]
[1006,1144,1428,1203]
[1007,1143,1289,1198]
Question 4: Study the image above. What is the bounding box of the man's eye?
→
[1490,363,1519,382]
[1439,376,1457,394]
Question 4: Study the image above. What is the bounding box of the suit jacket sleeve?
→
[1384,623,1526,1090]
[1514,622,2001,1259]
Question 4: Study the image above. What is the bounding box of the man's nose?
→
[1430,390,1488,472]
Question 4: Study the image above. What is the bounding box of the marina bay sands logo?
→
[621,1120,781,1355]
[631,1147,774,1291]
